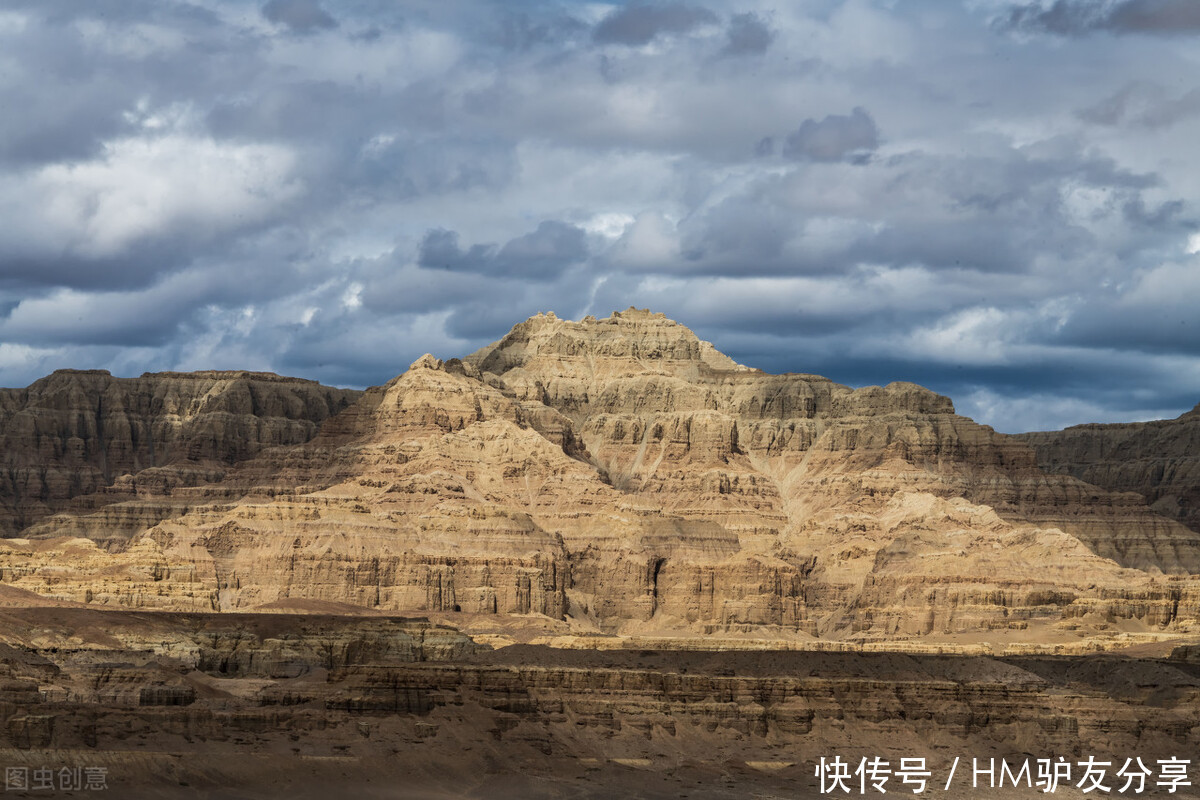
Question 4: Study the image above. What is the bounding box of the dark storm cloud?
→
[782,108,879,163]
[494,221,589,276]
[721,12,774,56]
[446,297,562,340]
[1,252,188,293]
[493,11,587,51]
[1135,88,1200,127]
[1121,197,1188,229]
[1106,0,1200,32]
[418,222,588,278]
[1059,309,1200,357]
[0,249,338,349]
[675,193,816,274]
[1050,259,1200,356]
[1081,83,1200,129]
[417,229,496,272]
[1006,0,1200,36]
[1004,1,1110,35]
[780,351,1200,432]
[593,3,718,46]
[1077,83,1148,125]
[276,309,455,387]
[0,294,191,347]
[262,0,337,33]
[360,262,504,315]
[754,352,1134,400]
[0,84,125,167]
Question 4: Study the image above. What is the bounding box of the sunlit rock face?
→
[2,310,1199,644]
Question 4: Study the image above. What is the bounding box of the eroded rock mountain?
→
[0,369,361,537]
[2,310,1198,645]
[1013,404,1200,536]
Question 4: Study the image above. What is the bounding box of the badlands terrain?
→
[1,309,1199,797]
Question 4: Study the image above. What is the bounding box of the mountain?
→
[1,310,1198,646]
[1012,404,1200,537]
[0,369,361,538]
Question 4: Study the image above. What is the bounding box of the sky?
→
[1,0,1199,433]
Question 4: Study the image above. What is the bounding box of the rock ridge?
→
[0,369,361,537]
[0,311,1198,646]
[1012,404,1200,536]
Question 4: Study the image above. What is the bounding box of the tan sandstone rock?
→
[1,311,1198,646]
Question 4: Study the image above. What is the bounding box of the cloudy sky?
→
[1,0,1199,432]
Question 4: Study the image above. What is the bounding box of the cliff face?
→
[470,310,1200,577]
[0,369,361,537]
[1012,405,1200,537]
[1,311,1198,645]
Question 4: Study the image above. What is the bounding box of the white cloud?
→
[610,211,680,270]
[0,11,29,36]
[342,282,363,310]
[581,212,635,239]
[904,307,1013,365]
[0,343,61,388]
[958,387,1180,435]
[2,131,299,259]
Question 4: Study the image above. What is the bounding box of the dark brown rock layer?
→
[2,608,1199,798]
[0,369,361,537]
[1012,404,1200,536]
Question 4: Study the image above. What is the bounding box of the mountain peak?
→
[408,354,444,372]
[611,306,665,320]
[467,309,751,377]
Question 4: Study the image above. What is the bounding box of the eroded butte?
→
[2,309,1199,797]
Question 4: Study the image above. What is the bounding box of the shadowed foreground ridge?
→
[2,602,1200,798]
[2,310,1200,796]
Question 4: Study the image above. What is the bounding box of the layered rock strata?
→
[0,311,1198,644]
[1013,404,1200,536]
[2,609,1199,798]
[0,369,360,538]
